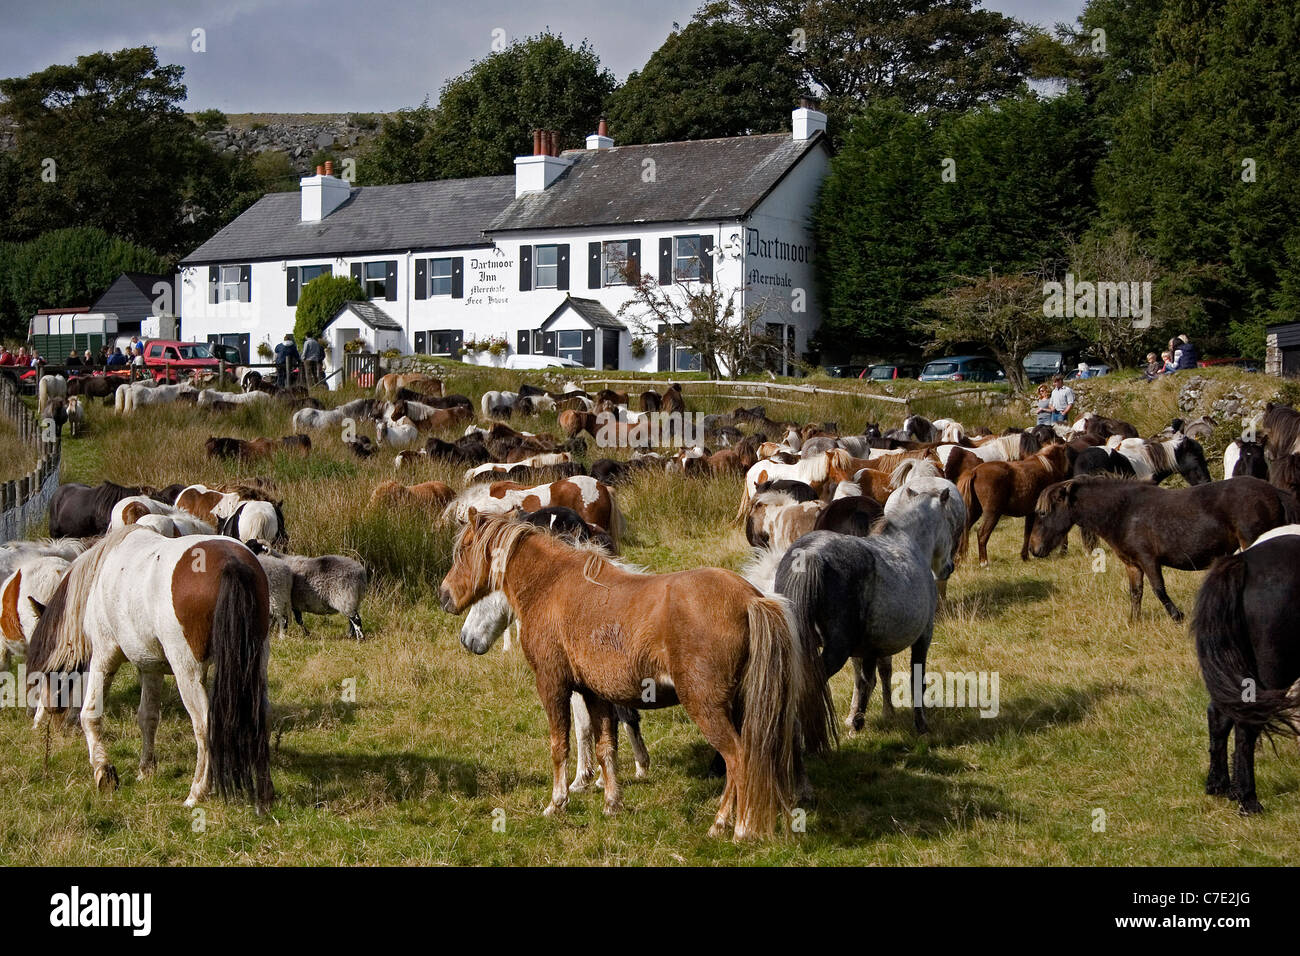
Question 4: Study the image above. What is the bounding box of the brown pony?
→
[825,448,936,486]
[376,372,442,402]
[439,512,833,838]
[559,409,599,438]
[390,400,471,433]
[956,443,1071,565]
[368,480,455,513]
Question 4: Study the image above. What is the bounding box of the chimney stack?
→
[514,127,573,196]
[586,116,614,151]
[301,164,351,222]
[792,97,827,142]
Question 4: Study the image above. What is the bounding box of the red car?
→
[141,340,224,383]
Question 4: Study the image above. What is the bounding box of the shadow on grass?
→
[947,576,1057,611]
[272,747,486,804]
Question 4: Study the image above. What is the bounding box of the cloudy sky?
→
[0,0,1086,113]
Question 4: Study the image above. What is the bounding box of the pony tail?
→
[955,470,981,560]
[772,547,837,759]
[606,491,626,547]
[737,597,801,837]
[208,560,274,812]
[1193,554,1297,737]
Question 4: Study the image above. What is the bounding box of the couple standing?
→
[1035,375,1076,426]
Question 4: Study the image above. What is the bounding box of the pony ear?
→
[906,487,917,497]
[28,596,46,618]
[939,488,950,503]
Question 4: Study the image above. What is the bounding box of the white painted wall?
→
[177,140,830,380]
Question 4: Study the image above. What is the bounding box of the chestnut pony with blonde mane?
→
[439,511,833,839]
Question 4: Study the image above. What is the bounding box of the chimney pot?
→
[316,165,324,175]
[324,160,334,176]
[597,117,607,137]
[546,130,556,156]
[533,129,543,155]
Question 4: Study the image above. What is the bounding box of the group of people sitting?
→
[1145,335,1198,380]
[0,345,44,368]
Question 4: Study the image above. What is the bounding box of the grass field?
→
[0,366,1293,865]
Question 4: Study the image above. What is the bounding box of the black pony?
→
[48,481,170,538]
[1030,476,1296,621]
[1193,533,1300,814]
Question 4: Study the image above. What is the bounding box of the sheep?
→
[254,552,294,639]
[250,547,368,640]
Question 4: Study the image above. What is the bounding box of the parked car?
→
[919,356,1006,383]
[141,339,223,383]
[824,364,867,379]
[862,362,920,381]
[1023,345,1100,383]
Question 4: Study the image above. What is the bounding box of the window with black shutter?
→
[659,238,673,285]
[517,330,530,355]
[519,246,533,291]
[700,237,714,282]
[451,257,464,298]
[414,259,428,300]
[384,260,397,301]
[286,268,299,306]
[556,244,570,291]
[627,239,641,280]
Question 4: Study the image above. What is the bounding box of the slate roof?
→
[328,301,403,332]
[540,296,626,331]
[180,176,516,265]
[487,132,826,233]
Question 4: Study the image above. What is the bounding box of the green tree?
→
[294,275,365,347]
[812,91,1102,359]
[919,269,1053,392]
[1092,0,1300,355]
[728,0,1031,118]
[357,33,615,184]
[604,7,801,144]
[0,47,206,253]
[0,226,169,338]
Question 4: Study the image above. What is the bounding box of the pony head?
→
[439,510,536,614]
[459,590,514,655]
[1029,479,1080,557]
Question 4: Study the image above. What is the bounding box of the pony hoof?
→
[846,714,865,732]
[543,802,566,818]
[707,822,727,838]
[1205,779,1231,797]
[634,765,648,779]
[1169,610,1185,623]
[603,801,622,816]
[95,765,119,793]
[1238,799,1263,816]
[136,762,156,781]
[569,777,592,793]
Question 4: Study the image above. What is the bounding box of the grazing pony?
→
[376,372,441,401]
[25,527,273,811]
[774,489,955,733]
[446,476,623,544]
[1193,534,1300,814]
[49,481,170,538]
[1262,403,1300,458]
[956,444,1072,565]
[1105,434,1211,485]
[218,500,288,549]
[440,513,830,838]
[368,480,455,514]
[1029,476,1297,621]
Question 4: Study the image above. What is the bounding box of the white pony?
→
[465,453,572,481]
[198,388,270,407]
[135,513,217,537]
[216,500,287,548]
[375,417,420,447]
[0,538,88,581]
[480,391,519,418]
[25,526,273,810]
[38,374,67,407]
[118,381,197,414]
[108,495,181,530]
[65,395,85,437]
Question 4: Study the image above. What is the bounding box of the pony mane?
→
[27,526,141,674]
[452,513,540,592]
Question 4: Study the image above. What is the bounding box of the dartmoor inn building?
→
[178,104,831,381]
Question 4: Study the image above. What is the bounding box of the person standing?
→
[1049,374,1076,425]
[1035,383,1053,425]
[274,334,301,387]
[301,335,324,387]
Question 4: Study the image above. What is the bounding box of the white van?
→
[504,355,585,370]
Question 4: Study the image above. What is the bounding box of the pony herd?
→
[11,371,1300,842]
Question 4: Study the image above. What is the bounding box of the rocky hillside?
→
[197,112,382,173]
